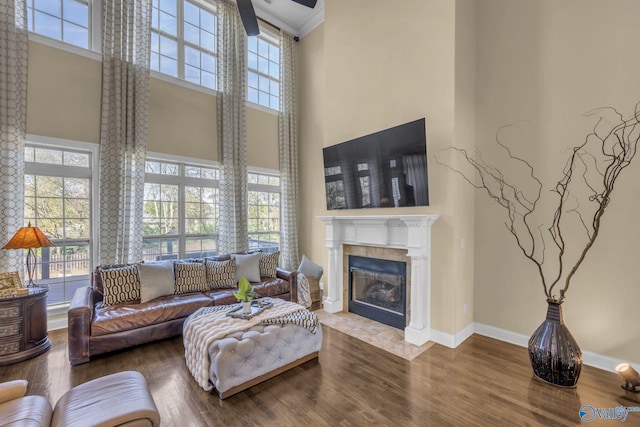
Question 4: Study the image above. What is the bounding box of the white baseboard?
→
[430,322,475,348]
[474,322,634,374]
[48,313,68,331]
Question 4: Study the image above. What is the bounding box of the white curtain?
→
[216,0,248,254]
[98,0,152,264]
[278,31,299,270]
[0,0,28,272]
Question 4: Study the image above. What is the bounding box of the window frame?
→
[24,134,99,309]
[26,0,103,58]
[247,28,281,112]
[247,167,281,252]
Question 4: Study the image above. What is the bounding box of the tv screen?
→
[323,118,429,210]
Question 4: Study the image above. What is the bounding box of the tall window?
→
[24,142,96,305]
[247,33,280,110]
[143,158,220,260]
[151,0,217,90]
[248,171,280,252]
[26,0,90,49]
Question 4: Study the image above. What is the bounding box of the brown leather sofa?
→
[68,254,299,366]
[0,371,160,426]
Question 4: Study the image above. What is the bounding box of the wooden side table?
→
[0,287,51,366]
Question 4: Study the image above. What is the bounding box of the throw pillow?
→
[138,260,175,303]
[298,254,323,279]
[174,261,208,294]
[232,252,261,282]
[259,251,280,278]
[101,265,141,307]
[205,258,236,289]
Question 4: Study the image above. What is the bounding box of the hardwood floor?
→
[1,326,638,426]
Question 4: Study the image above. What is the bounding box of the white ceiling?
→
[252,0,325,38]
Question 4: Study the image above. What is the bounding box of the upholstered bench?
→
[183,299,322,399]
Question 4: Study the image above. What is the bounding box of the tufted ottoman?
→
[183,300,322,399]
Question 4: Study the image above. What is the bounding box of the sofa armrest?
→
[0,380,28,404]
[68,286,94,366]
[276,268,298,303]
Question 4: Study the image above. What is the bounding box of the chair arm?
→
[0,380,28,404]
[68,286,94,365]
[276,268,299,303]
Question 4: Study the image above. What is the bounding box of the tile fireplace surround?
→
[318,214,439,346]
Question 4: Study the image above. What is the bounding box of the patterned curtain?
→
[98,0,152,264]
[278,31,299,270]
[0,0,28,272]
[216,0,248,254]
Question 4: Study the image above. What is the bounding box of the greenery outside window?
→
[248,171,280,252]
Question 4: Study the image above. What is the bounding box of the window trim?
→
[247,28,281,112]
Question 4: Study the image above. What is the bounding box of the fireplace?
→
[318,214,439,345]
[349,255,407,329]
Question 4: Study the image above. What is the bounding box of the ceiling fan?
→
[237,0,318,36]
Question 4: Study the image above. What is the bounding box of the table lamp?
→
[2,222,54,287]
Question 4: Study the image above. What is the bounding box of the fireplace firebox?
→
[348,255,407,329]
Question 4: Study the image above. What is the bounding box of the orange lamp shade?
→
[2,223,54,250]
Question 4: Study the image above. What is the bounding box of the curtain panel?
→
[278,31,299,270]
[216,0,248,254]
[98,0,152,264]
[0,0,28,272]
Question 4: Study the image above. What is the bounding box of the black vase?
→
[528,299,582,387]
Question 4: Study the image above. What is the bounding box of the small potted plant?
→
[234,277,259,314]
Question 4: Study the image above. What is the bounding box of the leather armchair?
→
[0,371,160,427]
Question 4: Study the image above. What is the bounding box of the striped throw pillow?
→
[205,258,236,289]
[101,265,141,307]
[174,261,208,294]
[259,251,280,278]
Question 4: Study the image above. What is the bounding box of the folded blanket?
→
[183,299,311,391]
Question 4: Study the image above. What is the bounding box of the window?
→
[26,0,91,49]
[151,0,217,90]
[248,33,280,110]
[24,141,96,306]
[143,158,220,260]
[248,172,280,252]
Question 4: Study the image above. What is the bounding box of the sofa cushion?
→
[92,293,213,336]
[174,261,208,294]
[259,251,280,278]
[101,265,141,307]
[252,277,292,298]
[138,260,175,303]
[207,289,239,306]
[205,258,236,289]
[232,252,261,282]
[298,254,323,279]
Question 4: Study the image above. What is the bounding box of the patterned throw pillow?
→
[174,261,208,294]
[101,265,141,307]
[259,251,280,278]
[205,258,236,289]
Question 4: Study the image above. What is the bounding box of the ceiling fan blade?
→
[291,0,317,8]
[237,0,260,36]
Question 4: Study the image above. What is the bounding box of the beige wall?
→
[475,0,640,362]
[26,42,279,169]
[298,0,477,335]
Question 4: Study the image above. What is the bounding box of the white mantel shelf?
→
[317,214,439,346]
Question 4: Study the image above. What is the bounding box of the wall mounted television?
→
[322,118,429,210]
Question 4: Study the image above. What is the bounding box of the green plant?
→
[233,277,259,302]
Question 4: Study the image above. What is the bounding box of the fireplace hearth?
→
[349,255,407,329]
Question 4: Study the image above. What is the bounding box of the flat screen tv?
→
[323,118,429,210]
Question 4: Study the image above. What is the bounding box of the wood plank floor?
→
[1,327,639,426]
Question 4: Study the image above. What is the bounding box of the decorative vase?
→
[528,299,582,387]
[241,301,252,314]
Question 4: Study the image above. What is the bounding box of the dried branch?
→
[441,103,640,303]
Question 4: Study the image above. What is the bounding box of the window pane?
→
[201,71,215,89]
[269,62,279,79]
[160,0,177,16]
[258,39,269,57]
[184,22,199,45]
[63,0,88,27]
[200,30,214,52]
[269,44,279,62]
[63,151,89,167]
[258,56,269,74]
[34,11,62,40]
[63,21,88,48]
[248,36,257,52]
[258,75,269,91]
[201,52,215,71]
[248,88,259,104]
[160,56,178,76]
[35,148,63,164]
[201,10,215,31]
[159,11,177,36]
[160,35,177,58]
[185,45,200,67]
[35,0,61,17]
[185,65,200,84]
[184,1,199,26]
[270,95,279,110]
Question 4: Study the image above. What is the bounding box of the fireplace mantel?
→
[317,214,439,345]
